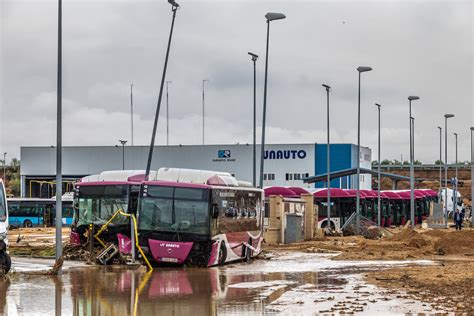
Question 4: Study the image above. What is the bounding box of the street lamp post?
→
[444,114,454,226]
[375,103,382,226]
[119,140,127,170]
[454,132,458,218]
[130,84,134,146]
[202,79,209,145]
[355,66,372,232]
[470,127,474,226]
[259,12,286,189]
[408,96,419,228]
[438,126,442,191]
[166,80,172,146]
[2,152,6,181]
[145,0,180,179]
[248,52,258,187]
[55,0,63,264]
[322,84,331,231]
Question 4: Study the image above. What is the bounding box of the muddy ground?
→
[7,225,474,313]
[267,227,474,313]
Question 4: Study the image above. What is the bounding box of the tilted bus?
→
[70,170,147,245]
[137,168,264,267]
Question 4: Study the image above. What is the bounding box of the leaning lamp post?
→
[259,12,286,189]
[145,0,180,179]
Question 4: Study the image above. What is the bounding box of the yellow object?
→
[93,209,153,271]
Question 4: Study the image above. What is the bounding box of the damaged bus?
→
[70,170,146,245]
[137,168,264,267]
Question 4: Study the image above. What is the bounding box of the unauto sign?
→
[264,150,307,160]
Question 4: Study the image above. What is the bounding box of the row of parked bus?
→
[70,169,264,267]
[263,186,460,231]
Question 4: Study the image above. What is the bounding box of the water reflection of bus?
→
[71,170,143,245]
[7,197,74,228]
[137,169,264,267]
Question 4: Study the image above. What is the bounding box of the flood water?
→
[3,253,438,315]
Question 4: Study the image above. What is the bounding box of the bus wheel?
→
[218,241,227,265]
[23,220,33,228]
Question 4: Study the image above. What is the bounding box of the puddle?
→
[2,252,441,315]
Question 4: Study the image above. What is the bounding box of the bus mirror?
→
[212,204,219,219]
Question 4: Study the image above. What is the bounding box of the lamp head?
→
[357,66,372,73]
[248,52,258,60]
[322,84,331,91]
[444,114,455,119]
[119,140,128,146]
[375,103,381,108]
[471,127,474,131]
[408,96,420,101]
[265,13,286,21]
[454,132,458,136]
[168,0,180,8]
[438,126,442,130]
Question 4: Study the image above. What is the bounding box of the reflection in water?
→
[3,254,434,315]
[68,267,341,316]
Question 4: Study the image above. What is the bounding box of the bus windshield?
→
[0,184,6,221]
[76,185,129,227]
[139,186,210,235]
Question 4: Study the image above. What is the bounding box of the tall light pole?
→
[322,84,331,230]
[202,79,209,145]
[454,132,458,218]
[438,126,442,192]
[166,80,172,146]
[470,127,474,226]
[375,103,382,226]
[130,84,134,146]
[444,114,454,226]
[259,12,286,189]
[248,52,258,187]
[2,152,6,181]
[355,66,372,231]
[408,95,419,228]
[119,140,127,170]
[145,0,180,179]
[55,0,63,264]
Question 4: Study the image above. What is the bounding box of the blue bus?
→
[7,198,74,228]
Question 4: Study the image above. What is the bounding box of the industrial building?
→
[20,143,372,198]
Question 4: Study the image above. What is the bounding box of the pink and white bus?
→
[137,169,264,267]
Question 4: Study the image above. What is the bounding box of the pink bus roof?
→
[381,191,403,200]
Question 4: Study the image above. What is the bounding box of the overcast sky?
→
[1,0,473,165]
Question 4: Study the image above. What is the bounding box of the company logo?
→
[218,150,231,158]
[213,149,236,162]
[264,150,307,160]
